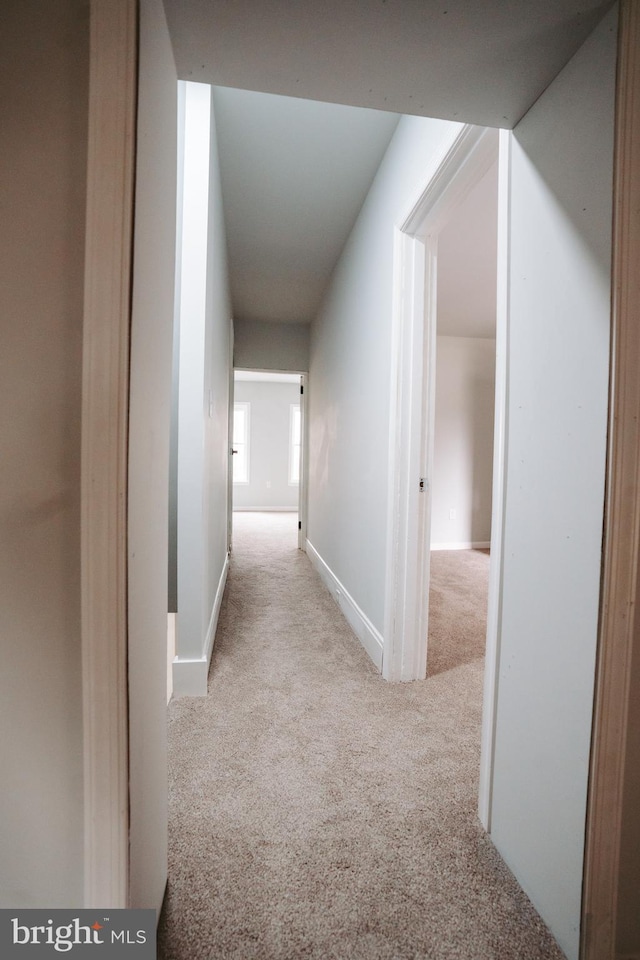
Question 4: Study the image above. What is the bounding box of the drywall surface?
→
[176,81,211,662]
[163,0,615,129]
[203,102,233,639]
[431,337,495,548]
[490,9,617,959]
[308,114,462,635]
[168,82,185,615]
[233,381,300,510]
[234,318,309,372]
[127,0,176,913]
[175,82,232,672]
[213,87,399,325]
[0,0,88,907]
[436,161,498,339]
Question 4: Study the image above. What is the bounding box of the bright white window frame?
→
[233,401,250,484]
[289,403,301,486]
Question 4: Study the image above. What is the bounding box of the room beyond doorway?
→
[426,156,497,686]
[232,370,305,539]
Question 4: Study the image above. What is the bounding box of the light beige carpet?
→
[158,513,564,960]
[427,548,491,677]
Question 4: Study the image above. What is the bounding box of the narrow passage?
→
[159,512,562,960]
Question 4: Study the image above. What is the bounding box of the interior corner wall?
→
[0,0,88,908]
[233,318,309,372]
[431,336,495,548]
[233,381,300,510]
[174,81,232,695]
[127,0,177,913]
[308,115,462,636]
[489,8,617,959]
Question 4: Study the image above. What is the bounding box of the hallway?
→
[159,513,562,959]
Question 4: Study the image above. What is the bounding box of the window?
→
[233,402,250,483]
[289,403,301,485]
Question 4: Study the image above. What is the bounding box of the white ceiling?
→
[213,87,399,324]
[165,1,614,330]
[437,160,498,339]
[164,0,615,128]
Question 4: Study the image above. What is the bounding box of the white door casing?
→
[383,125,500,678]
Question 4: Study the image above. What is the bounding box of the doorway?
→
[382,124,504,828]
[231,369,306,545]
[427,158,498,680]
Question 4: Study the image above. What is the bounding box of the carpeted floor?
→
[427,548,490,677]
[158,512,564,960]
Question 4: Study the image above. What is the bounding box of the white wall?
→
[127,0,177,913]
[437,161,498,339]
[168,84,185,616]
[0,0,87,907]
[308,115,462,636]
[175,82,210,666]
[233,381,300,510]
[431,337,495,548]
[490,9,617,959]
[174,83,232,696]
[204,101,234,645]
[234,318,309,372]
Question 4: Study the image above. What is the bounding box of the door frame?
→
[230,368,308,544]
[81,0,137,907]
[582,3,640,957]
[382,122,503,825]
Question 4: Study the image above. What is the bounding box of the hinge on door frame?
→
[300,384,304,395]
[298,521,302,530]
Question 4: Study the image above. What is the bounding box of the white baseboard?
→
[171,657,208,698]
[233,506,298,512]
[431,540,491,551]
[172,554,229,698]
[204,552,230,666]
[305,539,383,671]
